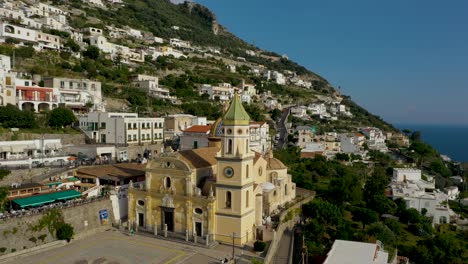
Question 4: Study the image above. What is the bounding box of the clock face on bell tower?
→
[224,167,234,178]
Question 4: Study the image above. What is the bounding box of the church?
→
[128,94,296,246]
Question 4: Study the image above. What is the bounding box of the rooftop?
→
[324,240,388,264]
[75,163,146,179]
[179,147,219,169]
[9,182,44,191]
[183,125,212,133]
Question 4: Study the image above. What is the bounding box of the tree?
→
[0,104,37,128]
[270,108,282,121]
[56,222,74,242]
[335,153,350,162]
[48,107,77,128]
[0,187,8,212]
[0,168,10,181]
[352,207,378,228]
[65,38,80,52]
[82,45,100,60]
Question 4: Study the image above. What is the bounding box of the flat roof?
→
[12,190,81,208]
[9,183,44,191]
[324,240,388,264]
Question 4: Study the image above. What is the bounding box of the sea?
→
[396,124,468,163]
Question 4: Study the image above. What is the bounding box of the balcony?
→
[18,96,58,103]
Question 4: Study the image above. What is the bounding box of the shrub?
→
[253,241,266,252]
[0,247,6,253]
[38,234,47,242]
[56,222,74,242]
[29,237,37,244]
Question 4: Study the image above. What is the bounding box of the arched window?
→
[285,184,288,195]
[165,177,171,188]
[226,191,232,209]
[246,164,249,178]
[227,139,233,154]
[246,139,249,152]
[246,191,249,208]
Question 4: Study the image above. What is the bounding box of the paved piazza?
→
[9,230,238,264]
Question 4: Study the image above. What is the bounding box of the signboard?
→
[99,209,109,225]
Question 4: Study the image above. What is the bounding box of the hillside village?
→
[0,1,467,264]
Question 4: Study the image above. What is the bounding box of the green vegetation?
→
[253,240,266,252]
[275,146,467,263]
[0,104,37,129]
[48,107,77,128]
[30,209,75,242]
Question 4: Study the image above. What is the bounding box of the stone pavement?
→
[7,229,259,264]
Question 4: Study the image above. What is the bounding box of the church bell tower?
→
[215,93,256,246]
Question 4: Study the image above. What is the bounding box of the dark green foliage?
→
[82,45,100,60]
[243,103,265,122]
[334,153,350,161]
[0,168,10,181]
[366,222,396,248]
[64,38,80,52]
[0,187,8,212]
[253,241,266,252]
[29,237,37,244]
[302,199,342,226]
[56,222,74,242]
[270,108,282,121]
[48,107,77,128]
[0,247,6,253]
[38,234,47,242]
[351,207,378,228]
[0,104,37,128]
[181,102,222,120]
[328,168,362,205]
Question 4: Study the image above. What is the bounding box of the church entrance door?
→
[195,222,202,236]
[162,209,174,231]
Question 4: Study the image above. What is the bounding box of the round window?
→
[227,129,232,135]
[194,208,203,215]
[137,200,145,206]
[224,167,234,178]
[237,129,243,134]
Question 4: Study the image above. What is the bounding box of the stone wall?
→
[0,198,114,255]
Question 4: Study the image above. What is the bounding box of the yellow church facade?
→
[128,94,296,246]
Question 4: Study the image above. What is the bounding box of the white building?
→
[79,112,164,145]
[148,46,186,59]
[0,139,69,168]
[389,168,451,224]
[179,125,212,151]
[89,35,144,63]
[43,77,104,112]
[444,186,460,201]
[360,127,387,151]
[169,38,191,49]
[0,54,15,106]
[15,78,59,112]
[308,103,327,116]
[0,22,37,43]
[324,240,389,264]
[199,83,234,102]
[265,70,286,85]
[249,121,271,154]
[291,105,308,118]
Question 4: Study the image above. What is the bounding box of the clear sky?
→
[195,0,468,125]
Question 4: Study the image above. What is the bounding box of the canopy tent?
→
[12,190,82,208]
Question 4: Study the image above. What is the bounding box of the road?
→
[276,108,290,149]
[272,228,293,264]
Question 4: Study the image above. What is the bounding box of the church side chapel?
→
[128,94,296,246]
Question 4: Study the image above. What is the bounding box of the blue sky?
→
[195,0,468,125]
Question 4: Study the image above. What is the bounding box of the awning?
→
[46,182,62,187]
[48,190,81,201]
[12,190,82,208]
[13,195,55,208]
[10,145,28,153]
[45,143,62,150]
[0,146,12,152]
[24,143,37,150]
